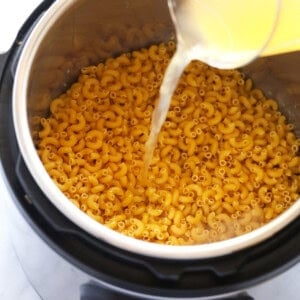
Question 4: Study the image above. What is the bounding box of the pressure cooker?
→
[0,0,299,299]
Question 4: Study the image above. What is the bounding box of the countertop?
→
[0,1,299,299]
[0,177,40,300]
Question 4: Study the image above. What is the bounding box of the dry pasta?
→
[37,42,300,245]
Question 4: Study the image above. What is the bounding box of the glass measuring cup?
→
[168,0,300,69]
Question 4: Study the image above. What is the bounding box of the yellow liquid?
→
[168,0,280,68]
[145,0,300,166]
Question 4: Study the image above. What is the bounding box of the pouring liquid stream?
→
[144,47,189,172]
[144,0,300,170]
[143,0,275,169]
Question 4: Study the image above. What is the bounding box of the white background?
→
[0,1,299,300]
[0,2,42,299]
[0,0,41,53]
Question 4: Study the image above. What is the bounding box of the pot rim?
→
[12,0,300,260]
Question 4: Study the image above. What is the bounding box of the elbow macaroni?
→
[37,42,300,246]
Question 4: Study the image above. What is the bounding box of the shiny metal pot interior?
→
[13,0,300,259]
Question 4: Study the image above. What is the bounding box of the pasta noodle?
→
[37,42,300,246]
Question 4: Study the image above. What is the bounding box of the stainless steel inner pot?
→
[13,0,300,259]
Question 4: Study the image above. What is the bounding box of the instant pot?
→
[0,0,299,299]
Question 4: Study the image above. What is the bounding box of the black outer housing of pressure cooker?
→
[0,1,299,299]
